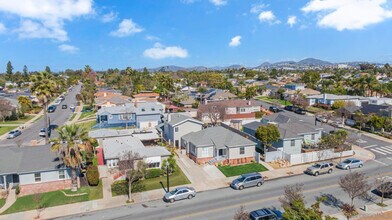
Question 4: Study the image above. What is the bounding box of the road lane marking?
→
[376,147,392,154]
[374,160,388,166]
[370,149,387,155]
[363,145,377,149]
[387,157,392,161]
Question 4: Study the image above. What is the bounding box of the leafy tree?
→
[368,114,385,130]
[339,172,371,206]
[6,61,13,81]
[45,66,52,73]
[270,68,278,78]
[18,96,32,114]
[162,154,176,175]
[245,86,257,100]
[301,71,320,89]
[341,203,357,220]
[255,124,280,154]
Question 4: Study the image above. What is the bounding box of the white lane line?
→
[364,145,377,149]
[387,157,392,161]
[378,147,392,154]
[382,146,392,150]
[370,148,387,155]
[374,160,388,166]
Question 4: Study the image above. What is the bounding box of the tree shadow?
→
[317,193,344,208]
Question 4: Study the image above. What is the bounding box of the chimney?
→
[104,92,107,97]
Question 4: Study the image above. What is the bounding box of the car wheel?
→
[314,172,319,176]
[256,182,262,187]
[239,185,244,190]
[170,198,175,203]
[346,166,350,170]
[188,195,193,200]
[359,164,363,168]
[328,169,332,174]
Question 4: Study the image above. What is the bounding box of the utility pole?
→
[166,164,170,192]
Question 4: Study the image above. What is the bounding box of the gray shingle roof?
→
[97,102,164,115]
[182,126,256,148]
[243,121,263,130]
[0,145,64,175]
[167,113,203,126]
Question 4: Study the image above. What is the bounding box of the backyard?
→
[257,96,292,106]
[2,181,102,214]
[0,126,18,136]
[217,163,268,177]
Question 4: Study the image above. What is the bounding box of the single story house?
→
[205,90,237,103]
[306,94,368,107]
[178,96,196,108]
[283,88,321,99]
[0,145,72,196]
[181,126,257,165]
[132,92,160,102]
[284,83,305,91]
[96,102,164,129]
[335,106,362,120]
[160,113,203,148]
[95,95,132,109]
[368,97,392,106]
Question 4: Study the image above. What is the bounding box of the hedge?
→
[111,180,128,196]
[145,169,162,179]
[86,166,100,186]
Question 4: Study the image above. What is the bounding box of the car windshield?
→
[236,176,246,182]
[312,164,321,168]
[40,128,45,132]
[342,159,352,164]
[9,131,15,134]
[169,189,179,195]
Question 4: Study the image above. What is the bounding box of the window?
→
[175,127,179,132]
[151,108,155,111]
[311,134,315,140]
[201,147,209,157]
[141,108,145,112]
[119,114,132,120]
[240,147,245,155]
[148,162,160,168]
[59,170,65,179]
[290,140,295,147]
[34,173,41,182]
[240,108,246,112]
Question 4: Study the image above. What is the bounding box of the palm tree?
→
[51,124,88,191]
[30,71,57,144]
[17,96,32,114]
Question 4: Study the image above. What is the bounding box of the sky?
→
[1,0,392,72]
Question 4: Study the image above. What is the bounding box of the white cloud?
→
[143,43,188,59]
[302,0,392,31]
[287,16,297,27]
[229,35,241,47]
[0,22,5,33]
[145,35,160,41]
[210,0,227,6]
[102,11,117,23]
[258,11,280,24]
[0,0,94,41]
[250,3,267,14]
[58,44,79,53]
[110,19,143,37]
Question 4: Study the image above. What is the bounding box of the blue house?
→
[96,102,164,129]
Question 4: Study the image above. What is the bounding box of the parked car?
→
[47,105,56,113]
[374,176,392,199]
[249,208,283,220]
[316,116,327,123]
[62,104,68,109]
[336,158,364,170]
[345,119,356,127]
[294,108,306,115]
[284,105,299,112]
[7,130,22,139]
[163,186,196,203]
[59,95,65,101]
[39,128,51,137]
[54,99,62,105]
[305,162,334,176]
[230,173,264,190]
[332,121,344,128]
[269,106,283,113]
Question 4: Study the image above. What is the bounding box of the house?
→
[100,136,171,168]
[284,83,305,91]
[94,89,122,98]
[205,90,237,103]
[360,103,392,118]
[306,94,368,107]
[161,113,203,148]
[197,100,261,123]
[181,126,256,165]
[96,102,164,129]
[261,84,280,97]
[178,96,196,108]
[243,113,323,154]
[0,145,72,196]
[95,95,132,109]
[335,106,362,120]
[132,92,160,102]
[368,97,392,106]
[283,88,321,99]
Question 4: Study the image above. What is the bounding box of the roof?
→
[0,145,64,175]
[340,106,362,113]
[243,121,263,131]
[95,95,132,106]
[198,100,260,112]
[361,103,390,115]
[182,126,256,148]
[306,94,367,100]
[167,113,203,126]
[102,136,170,160]
[180,96,196,105]
[208,90,237,100]
[97,102,164,115]
[284,88,321,96]
[89,128,160,141]
[263,113,293,124]
[132,93,160,98]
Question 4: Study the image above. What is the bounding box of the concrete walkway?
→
[332,198,392,220]
[66,106,83,125]
[0,189,16,214]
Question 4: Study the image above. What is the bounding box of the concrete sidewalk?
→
[0,189,16,214]
[332,198,392,220]
[0,113,43,140]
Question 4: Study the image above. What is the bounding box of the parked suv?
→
[249,208,283,220]
[294,108,306,115]
[305,162,334,176]
[269,106,283,113]
[230,173,264,190]
[284,105,299,112]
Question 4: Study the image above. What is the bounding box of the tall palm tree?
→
[51,124,88,191]
[30,71,57,144]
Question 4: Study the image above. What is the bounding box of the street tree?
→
[279,183,305,209]
[339,172,371,206]
[233,205,248,220]
[118,151,147,202]
[32,192,45,219]
[255,124,280,154]
[375,176,392,205]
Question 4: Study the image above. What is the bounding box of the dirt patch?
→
[360,211,392,220]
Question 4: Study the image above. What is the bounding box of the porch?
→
[0,174,20,190]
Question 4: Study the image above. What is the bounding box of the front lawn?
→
[0,126,18,136]
[257,96,292,106]
[0,198,5,209]
[0,115,35,125]
[79,111,96,120]
[69,113,77,121]
[79,120,97,130]
[2,181,102,215]
[218,163,268,177]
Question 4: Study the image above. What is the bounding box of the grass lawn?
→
[0,198,5,209]
[257,96,292,106]
[2,181,102,215]
[217,163,268,177]
[0,115,35,125]
[0,126,18,136]
[79,120,97,130]
[69,113,77,121]
[79,111,96,120]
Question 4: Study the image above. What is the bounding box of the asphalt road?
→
[0,84,81,147]
[59,160,392,220]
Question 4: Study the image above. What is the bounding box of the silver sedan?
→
[336,158,364,170]
[163,186,196,203]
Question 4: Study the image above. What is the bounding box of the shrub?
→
[145,169,162,179]
[314,103,332,110]
[255,111,265,119]
[15,185,20,195]
[111,180,128,196]
[86,165,100,186]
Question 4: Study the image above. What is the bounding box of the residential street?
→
[0,84,81,147]
[59,160,392,220]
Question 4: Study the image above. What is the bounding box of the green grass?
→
[79,111,96,120]
[79,120,97,130]
[0,126,18,136]
[0,115,35,125]
[69,113,77,121]
[217,163,268,177]
[32,115,44,123]
[257,96,292,106]
[0,199,5,209]
[2,181,102,215]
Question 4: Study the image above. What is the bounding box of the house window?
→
[311,134,315,140]
[202,147,209,157]
[240,147,245,155]
[175,127,179,132]
[59,170,65,180]
[240,108,246,112]
[119,114,132,120]
[151,108,155,111]
[34,173,41,182]
[148,162,160,168]
[290,140,295,147]
[108,114,113,119]
[141,108,145,112]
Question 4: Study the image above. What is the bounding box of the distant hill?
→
[297,58,333,66]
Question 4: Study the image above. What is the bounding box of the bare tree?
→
[279,183,305,208]
[375,176,392,205]
[233,205,249,220]
[199,103,225,126]
[32,193,45,219]
[0,98,14,122]
[339,172,371,206]
[118,151,147,202]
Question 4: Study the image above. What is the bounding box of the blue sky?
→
[0,0,392,71]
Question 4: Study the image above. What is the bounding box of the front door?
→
[218,149,224,156]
